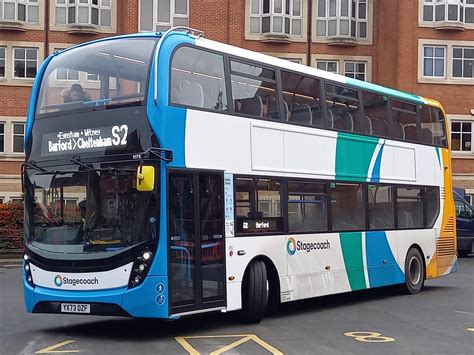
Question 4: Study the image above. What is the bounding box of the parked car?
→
[454,191,474,257]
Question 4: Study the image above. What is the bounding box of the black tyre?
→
[241,260,268,323]
[404,248,425,294]
[458,250,469,258]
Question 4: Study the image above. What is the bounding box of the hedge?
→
[0,202,23,249]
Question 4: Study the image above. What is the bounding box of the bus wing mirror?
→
[136,165,155,192]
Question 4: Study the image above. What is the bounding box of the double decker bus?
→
[23,28,457,323]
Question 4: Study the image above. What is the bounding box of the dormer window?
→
[0,0,39,23]
[315,0,367,39]
[249,0,303,37]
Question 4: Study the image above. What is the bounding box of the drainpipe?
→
[306,0,312,67]
[44,0,50,58]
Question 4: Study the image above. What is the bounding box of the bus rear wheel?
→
[404,248,425,294]
[241,260,268,323]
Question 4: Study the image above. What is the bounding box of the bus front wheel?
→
[404,248,425,294]
[241,260,268,323]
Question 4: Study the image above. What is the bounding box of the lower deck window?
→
[235,177,283,234]
[288,181,328,233]
[396,188,423,229]
[330,182,364,231]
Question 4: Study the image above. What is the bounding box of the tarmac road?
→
[0,257,473,355]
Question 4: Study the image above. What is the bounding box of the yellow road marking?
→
[175,337,199,355]
[35,340,79,353]
[467,328,474,332]
[344,331,395,343]
[175,334,283,355]
[209,335,252,355]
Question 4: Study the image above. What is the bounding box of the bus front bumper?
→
[23,273,170,319]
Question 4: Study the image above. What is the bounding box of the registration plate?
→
[61,303,90,314]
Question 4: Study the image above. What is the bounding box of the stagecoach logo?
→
[287,237,296,255]
[286,237,331,255]
[54,275,63,287]
[53,274,99,287]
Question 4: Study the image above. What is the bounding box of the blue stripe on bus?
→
[146,33,195,288]
[370,142,385,183]
[365,231,405,287]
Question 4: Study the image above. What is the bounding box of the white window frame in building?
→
[344,60,366,80]
[418,39,474,84]
[0,0,39,23]
[139,0,189,32]
[54,48,79,81]
[314,56,371,81]
[316,59,339,73]
[452,46,474,79]
[421,0,474,25]
[315,0,368,39]
[0,121,4,153]
[249,0,303,37]
[422,45,446,78]
[55,0,112,27]
[12,122,24,154]
[12,47,38,79]
[450,119,473,153]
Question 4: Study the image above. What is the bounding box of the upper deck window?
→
[36,38,157,117]
[231,60,279,119]
[170,46,228,111]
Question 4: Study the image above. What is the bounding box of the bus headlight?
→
[129,249,155,288]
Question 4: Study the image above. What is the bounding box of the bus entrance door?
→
[168,171,226,314]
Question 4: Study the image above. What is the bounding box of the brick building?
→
[0,0,472,203]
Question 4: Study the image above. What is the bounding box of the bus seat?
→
[420,128,434,144]
[404,125,418,142]
[282,99,290,120]
[265,96,280,119]
[240,95,263,117]
[363,115,373,135]
[398,210,414,228]
[311,106,325,128]
[334,110,353,131]
[290,104,312,126]
[371,117,389,137]
[180,81,204,107]
[391,122,405,140]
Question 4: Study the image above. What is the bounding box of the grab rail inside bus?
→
[153,26,205,106]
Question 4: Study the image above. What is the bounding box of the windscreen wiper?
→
[70,155,135,175]
[23,161,74,175]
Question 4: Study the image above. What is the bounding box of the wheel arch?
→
[406,243,427,274]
